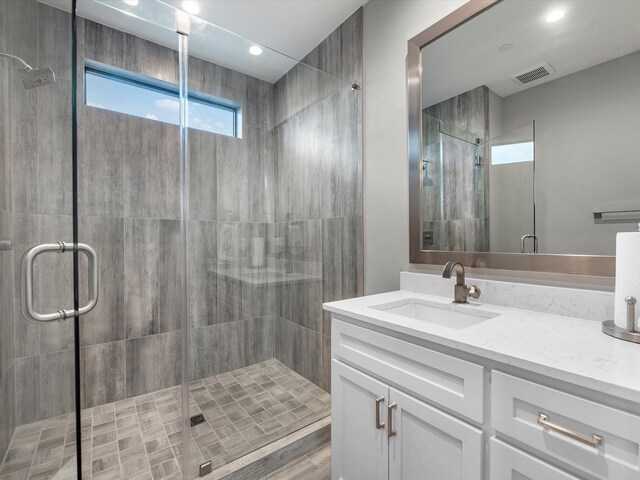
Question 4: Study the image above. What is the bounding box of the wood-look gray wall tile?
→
[125,218,159,338]
[79,215,125,346]
[37,4,73,216]
[35,214,74,354]
[189,129,216,222]
[321,215,362,337]
[158,220,182,334]
[274,318,325,390]
[9,0,38,215]
[189,221,217,328]
[81,341,126,408]
[83,20,124,68]
[0,210,13,379]
[78,107,124,217]
[0,363,16,461]
[157,123,181,220]
[123,34,178,84]
[0,0,11,213]
[123,116,160,219]
[12,214,39,359]
[126,332,181,398]
[14,356,40,425]
[39,349,74,420]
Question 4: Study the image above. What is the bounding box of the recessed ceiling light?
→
[181,1,200,14]
[545,9,565,23]
[249,45,263,56]
[498,43,513,52]
[122,0,138,5]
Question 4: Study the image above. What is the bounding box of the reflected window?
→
[491,141,534,165]
[84,60,239,137]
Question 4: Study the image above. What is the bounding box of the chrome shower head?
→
[22,67,56,89]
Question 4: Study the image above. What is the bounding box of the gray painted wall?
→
[3,1,362,439]
[500,51,640,255]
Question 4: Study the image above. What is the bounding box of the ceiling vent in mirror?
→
[511,62,556,85]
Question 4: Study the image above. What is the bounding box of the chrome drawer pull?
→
[388,403,397,438]
[538,413,603,448]
[375,397,385,430]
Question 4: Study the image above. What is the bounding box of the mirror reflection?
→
[419,0,640,256]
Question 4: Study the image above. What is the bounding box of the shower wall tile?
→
[123,34,178,84]
[321,215,363,337]
[275,318,329,392]
[78,107,124,217]
[81,341,126,408]
[0,363,15,462]
[189,220,217,328]
[9,0,38,215]
[37,4,73,216]
[126,332,181,398]
[12,214,39,359]
[216,136,249,222]
[39,349,74,420]
[123,116,161,219]
[125,218,159,338]
[83,20,124,68]
[0,0,11,213]
[14,356,40,425]
[301,7,363,86]
[158,220,182,334]
[157,123,181,220]
[0,210,13,378]
[189,316,275,382]
[79,215,125,346]
[189,128,216,222]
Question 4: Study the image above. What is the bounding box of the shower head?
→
[22,67,56,89]
[0,52,56,89]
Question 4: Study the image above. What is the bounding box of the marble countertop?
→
[324,289,640,404]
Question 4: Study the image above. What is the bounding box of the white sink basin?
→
[371,298,498,329]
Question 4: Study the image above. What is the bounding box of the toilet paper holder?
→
[602,296,640,343]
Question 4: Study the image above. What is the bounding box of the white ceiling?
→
[39,0,367,83]
[422,0,640,107]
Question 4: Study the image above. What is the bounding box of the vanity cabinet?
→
[332,359,483,480]
[331,316,640,480]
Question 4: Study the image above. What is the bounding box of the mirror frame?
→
[407,0,615,277]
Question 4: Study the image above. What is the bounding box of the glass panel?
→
[488,121,536,253]
[184,11,362,479]
[75,1,184,478]
[0,0,78,478]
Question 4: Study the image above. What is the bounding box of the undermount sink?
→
[371,298,499,329]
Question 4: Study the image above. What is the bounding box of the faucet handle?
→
[468,285,481,299]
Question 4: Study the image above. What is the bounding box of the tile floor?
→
[0,359,331,480]
[258,444,330,480]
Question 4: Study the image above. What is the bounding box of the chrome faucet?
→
[442,261,481,303]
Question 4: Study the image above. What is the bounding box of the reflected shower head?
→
[0,52,56,89]
[22,67,56,89]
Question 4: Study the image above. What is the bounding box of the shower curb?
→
[204,416,331,479]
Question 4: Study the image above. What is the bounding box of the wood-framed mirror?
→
[408,0,640,277]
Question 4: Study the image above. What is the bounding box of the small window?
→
[84,60,240,137]
[491,141,534,165]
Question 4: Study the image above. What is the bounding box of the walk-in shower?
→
[0,0,363,478]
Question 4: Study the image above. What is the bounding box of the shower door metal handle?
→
[21,242,99,323]
[520,234,539,254]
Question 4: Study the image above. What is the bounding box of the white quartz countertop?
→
[324,290,640,404]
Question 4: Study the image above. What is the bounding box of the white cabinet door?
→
[388,388,483,480]
[332,360,389,480]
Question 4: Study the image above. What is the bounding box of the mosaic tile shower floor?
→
[0,359,331,480]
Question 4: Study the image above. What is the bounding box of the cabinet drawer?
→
[332,318,484,422]
[492,371,640,480]
[490,438,580,480]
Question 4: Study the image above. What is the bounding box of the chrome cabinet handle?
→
[388,402,397,438]
[538,413,602,448]
[375,397,385,430]
[21,242,99,323]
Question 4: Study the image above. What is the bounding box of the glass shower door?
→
[0,0,80,478]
